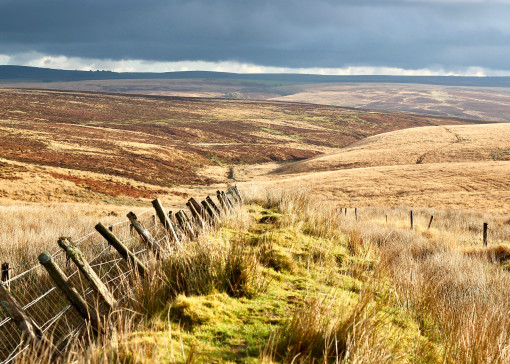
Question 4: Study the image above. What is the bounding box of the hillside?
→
[4,67,510,121]
[0,88,473,206]
[247,124,510,213]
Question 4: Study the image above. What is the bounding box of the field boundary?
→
[0,186,242,363]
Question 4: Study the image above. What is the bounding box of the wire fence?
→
[0,188,241,363]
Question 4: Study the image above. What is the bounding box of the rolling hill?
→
[252,123,510,213]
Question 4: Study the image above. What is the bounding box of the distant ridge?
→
[2,65,510,87]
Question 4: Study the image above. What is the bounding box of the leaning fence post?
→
[96,223,148,278]
[152,199,180,244]
[58,237,117,310]
[202,200,220,223]
[127,212,162,259]
[186,201,206,229]
[1,262,10,291]
[222,191,234,210]
[233,186,243,204]
[483,222,488,246]
[427,215,434,229]
[216,191,228,211]
[206,196,221,216]
[0,284,62,359]
[38,252,102,334]
[176,210,197,238]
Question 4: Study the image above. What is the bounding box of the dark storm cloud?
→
[0,0,509,70]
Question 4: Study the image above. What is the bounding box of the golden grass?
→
[234,124,510,214]
[5,186,510,363]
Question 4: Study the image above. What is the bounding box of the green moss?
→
[111,203,442,363]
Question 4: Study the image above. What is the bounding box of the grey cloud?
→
[0,0,509,70]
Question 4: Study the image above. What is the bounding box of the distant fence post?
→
[38,252,102,334]
[410,211,414,230]
[1,263,9,291]
[355,208,358,221]
[427,215,434,229]
[58,237,118,309]
[483,222,488,246]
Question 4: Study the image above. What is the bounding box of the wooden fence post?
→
[233,186,243,203]
[0,284,62,359]
[1,262,9,291]
[38,252,102,334]
[355,208,358,221]
[151,199,180,244]
[344,208,347,216]
[216,191,228,211]
[227,188,239,205]
[427,215,434,229]
[206,196,221,216]
[58,237,117,310]
[188,198,208,220]
[222,191,234,210]
[176,210,196,238]
[186,201,206,230]
[202,200,220,223]
[483,222,488,246]
[410,211,414,230]
[127,212,162,259]
[95,223,148,278]
[386,215,388,223]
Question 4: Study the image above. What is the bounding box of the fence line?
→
[0,187,243,363]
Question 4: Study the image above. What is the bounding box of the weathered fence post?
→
[427,215,434,229]
[206,196,221,216]
[483,222,488,246]
[127,212,162,259]
[222,191,234,210]
[386,215,388,224]
[186,201,206,230]
[58,237,117,309]
[0,284,62,359]
[152,199,180,244]
[202,200,220,223]
[96,223,148,278]
[216,191,228,211]
[1,262,10,291]
[410,211,414,230]
[344,208,347,216]
[176,210,197,238]
[38,252,102,334]
[233,186,242,203]
[355,208,358,221]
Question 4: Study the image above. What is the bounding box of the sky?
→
[0,0,509,76]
